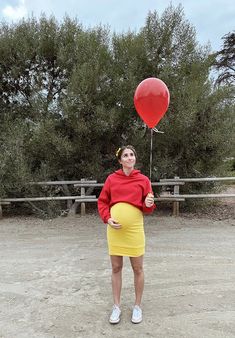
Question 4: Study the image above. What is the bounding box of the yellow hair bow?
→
[116,147,121,157]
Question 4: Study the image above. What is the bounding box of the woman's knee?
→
[130,256,144,275]
[110,256,123,273]
[112,263,123,274]
[132,264,143,275]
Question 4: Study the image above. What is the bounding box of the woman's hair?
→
[115,145,137,160]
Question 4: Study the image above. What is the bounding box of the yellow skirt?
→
[107,202,145,257]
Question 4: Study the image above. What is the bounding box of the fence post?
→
[173,176,180,216]
[81,178,86,216]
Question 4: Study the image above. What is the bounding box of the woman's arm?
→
[97,177,112,223]
[142,179,156,214]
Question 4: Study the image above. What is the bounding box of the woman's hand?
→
[107,218,122,229]
[145,193,154,208]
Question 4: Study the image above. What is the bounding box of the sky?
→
[0,0,234,51]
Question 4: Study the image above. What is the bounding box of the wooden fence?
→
[0,176,234,218]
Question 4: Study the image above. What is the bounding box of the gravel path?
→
[0,213,235,338]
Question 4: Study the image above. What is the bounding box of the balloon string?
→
[150,128,153,181]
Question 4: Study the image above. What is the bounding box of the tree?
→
[0,6,234,214]
[215,31,235,85]
[114,5,233,180]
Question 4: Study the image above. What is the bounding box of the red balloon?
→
[134,77,170,128]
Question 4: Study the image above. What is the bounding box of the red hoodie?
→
[98,169,156,223]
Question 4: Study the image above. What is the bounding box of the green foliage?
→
[215,31,235,85]
[0,5,234,216]
[0,120,32,197]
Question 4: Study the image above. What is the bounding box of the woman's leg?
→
[110,255,123,305]
[129,255,144,305]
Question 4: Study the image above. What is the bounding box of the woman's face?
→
[119,148,136,171]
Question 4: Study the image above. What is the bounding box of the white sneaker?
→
[131,305,142,324]
[109,304,121,324]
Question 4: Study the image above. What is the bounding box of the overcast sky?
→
[0,0,234,51]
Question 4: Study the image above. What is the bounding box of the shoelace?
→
[133,306,142,317]
[111,305,120,317]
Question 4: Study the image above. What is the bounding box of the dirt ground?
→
[0,206,235,338]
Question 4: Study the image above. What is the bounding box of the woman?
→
[98,145,156,324]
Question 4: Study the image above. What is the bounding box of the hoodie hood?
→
[114,169,141,177]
